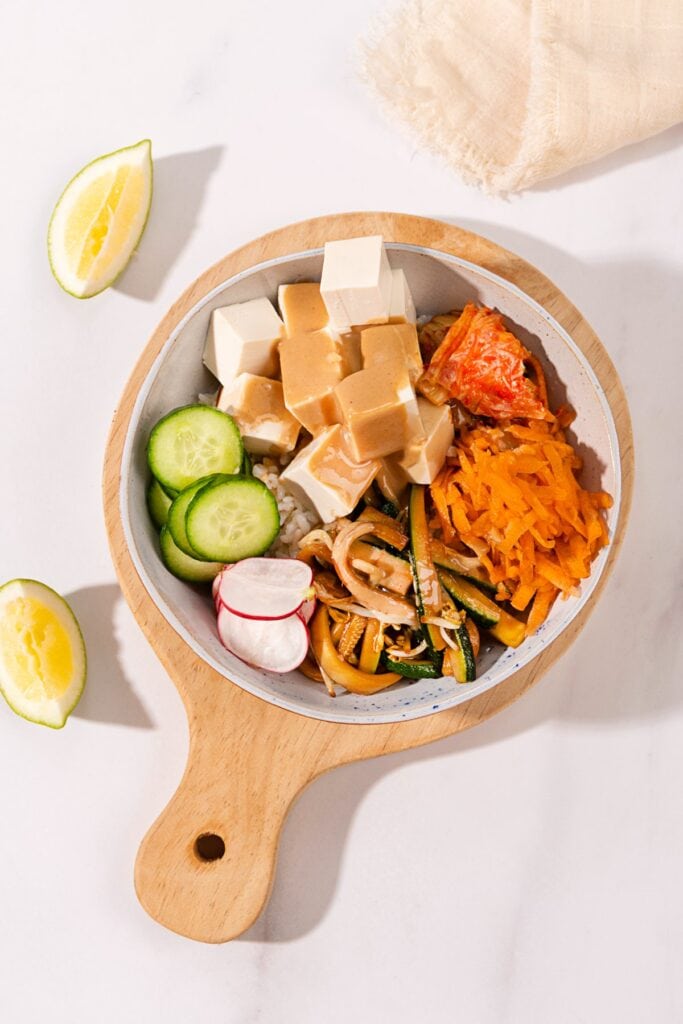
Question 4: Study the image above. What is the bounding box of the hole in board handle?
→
[194,833,225,862]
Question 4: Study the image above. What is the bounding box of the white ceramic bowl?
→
[121,244,620,725]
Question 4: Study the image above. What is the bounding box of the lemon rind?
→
[0,579,87,728]
[47,139,153,299]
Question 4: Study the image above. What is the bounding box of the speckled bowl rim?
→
[120,243,621,725]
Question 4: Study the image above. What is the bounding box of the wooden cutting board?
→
[103,213,633,943]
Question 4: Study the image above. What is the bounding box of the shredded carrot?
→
[430,417,612,634]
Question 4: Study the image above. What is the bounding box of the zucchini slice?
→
[380,501,399,519]
[490,609,526,649]
[408,486,444,657]
[381,654,441,680]
[445,622,477,683]
[439,571,500,628]
[440,571,525,648]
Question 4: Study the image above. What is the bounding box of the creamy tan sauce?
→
[280,283,329,335]
[279,330,347,434]
[308,425,378,502]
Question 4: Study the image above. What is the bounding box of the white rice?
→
[252,456,321,557]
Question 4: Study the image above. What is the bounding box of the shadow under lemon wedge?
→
[47,139,153,298]
[0,580,86,728]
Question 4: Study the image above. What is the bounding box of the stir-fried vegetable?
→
[429,538,496,592]
[310,606,401,695]
[331,521,418,626]
[408,486,445,657]
[350,541,412,594]
[337,614,366,660]
[357,507,409,550]
[359,618,384,673]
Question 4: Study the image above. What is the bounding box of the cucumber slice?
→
[241,449,252,476]
[185,477,280,563]
[147,405,243,493]
[147,478,172,528]
[167,475,230,558]
[159,527,222,583]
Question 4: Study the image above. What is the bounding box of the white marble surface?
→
[1,1,682,1020]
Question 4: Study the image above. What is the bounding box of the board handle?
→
[134,688,321,943]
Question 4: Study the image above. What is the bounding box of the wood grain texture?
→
[102,213,634,943]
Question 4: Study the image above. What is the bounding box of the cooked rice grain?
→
[252,457,320,557]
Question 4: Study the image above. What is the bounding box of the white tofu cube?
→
[320,235,393,332]
[388,268,416,325]
[203,297,283,388]
[398,399,454,484]
[281,425,379,523]
[217,373,300,456]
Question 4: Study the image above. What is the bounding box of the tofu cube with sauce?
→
[320,235,393,333]
[217,374,300,456]
[339,330,363,374]
[376,458,409,506]
[278,283,330,336]
[360,322,423,383]
[279,329,347,435]
[334,355,424,462]
[397,398,454,484]
[203,297,283,387]
[388,268,417,325]
[281,425,380,523]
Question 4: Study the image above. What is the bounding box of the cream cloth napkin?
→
[358,0,683,192]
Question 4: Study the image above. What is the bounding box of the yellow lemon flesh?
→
[0,580,86,728]
[48,139,152,298]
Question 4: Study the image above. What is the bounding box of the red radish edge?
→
[297,598,316,624]
[218,558,314,622]
[216,604,309,674]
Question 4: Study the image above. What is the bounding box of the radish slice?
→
[216,594,315,622]
[217,605,309,673]
[212,567,230,611]
[218,557,313,621]
[297,598,316,624]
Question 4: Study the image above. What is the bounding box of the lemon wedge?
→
[48,139,152,298]
[0,580,87,728]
